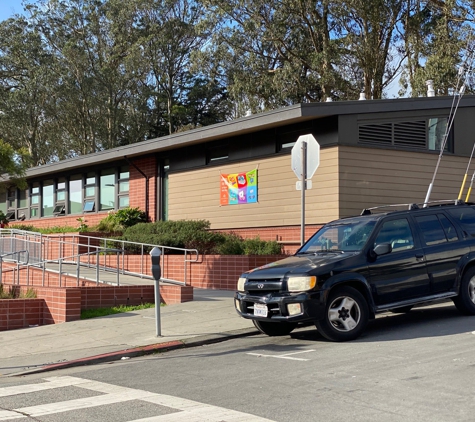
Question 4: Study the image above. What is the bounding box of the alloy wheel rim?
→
[469,276,475,304]
[328,296,361,332]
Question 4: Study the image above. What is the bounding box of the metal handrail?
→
[0,229,199,286]
[0,250,29,285]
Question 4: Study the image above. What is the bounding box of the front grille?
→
[246,278,283,296]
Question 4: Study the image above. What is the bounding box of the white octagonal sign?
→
[291,134,320,180]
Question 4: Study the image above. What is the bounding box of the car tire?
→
[453,267,475,315]
[389,305,413,313]
[315,286,369,342]
[253,320,297,336]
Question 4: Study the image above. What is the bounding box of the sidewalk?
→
[0,289,257,378]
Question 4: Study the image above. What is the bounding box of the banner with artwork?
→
[220,169,258,205]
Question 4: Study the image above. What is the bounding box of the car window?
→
[446,207,475,237]
[438,214,458,242]
[415,215,448,245]
[374,218,414,251]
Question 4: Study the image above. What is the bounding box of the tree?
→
[203,0,345,111]
[137,0,217,135]
[0,17,60,166]
[334,0,407,99]
[401,0,471,96]
[0,138,30,189]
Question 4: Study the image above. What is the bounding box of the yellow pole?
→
[466,186,473,202]
[458,173,468,200]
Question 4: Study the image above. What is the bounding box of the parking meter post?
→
[150,247,162,337]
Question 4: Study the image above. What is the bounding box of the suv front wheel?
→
[316,286,369,342]
[453,267,475,315]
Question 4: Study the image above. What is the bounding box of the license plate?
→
[254,303,268,317]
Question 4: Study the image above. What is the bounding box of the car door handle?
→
[415,253,424,261]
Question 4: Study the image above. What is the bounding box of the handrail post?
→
[59,258,62,287]
[96,251,99,285]
[116,250,120,286]
[76,253,80,287]
[184,250,188,286]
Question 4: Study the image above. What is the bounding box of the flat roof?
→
[25,95,475,178]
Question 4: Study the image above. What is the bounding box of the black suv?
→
[234,200,475,341]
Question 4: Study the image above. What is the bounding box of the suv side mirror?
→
[373,243,392,256]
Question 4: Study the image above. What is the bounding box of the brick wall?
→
[0,298,43,331]
[130,157,157,222]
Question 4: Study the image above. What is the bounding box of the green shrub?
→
[0,285,36,299]
[215,233,245,255]
[243,237,282,255]
[9,225,78,234]
[95,207,146,233]
[121,220,282,255]
[121,220,225,254]
[9,224,37,232]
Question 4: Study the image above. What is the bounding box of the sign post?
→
[291,134,320,245]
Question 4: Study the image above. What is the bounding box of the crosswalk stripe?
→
[0,376,86,397]
[0,376,275,422]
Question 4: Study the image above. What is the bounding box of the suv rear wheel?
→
[316,286,369,342]
[453,267,475,315]
[253,320,297,336]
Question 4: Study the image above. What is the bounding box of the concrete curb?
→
[10,328,259,377]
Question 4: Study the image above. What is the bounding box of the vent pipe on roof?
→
[426,80,435,97]
[359,92,366,100]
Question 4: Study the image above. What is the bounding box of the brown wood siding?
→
[338,145,475,217]
[168,148,340,229]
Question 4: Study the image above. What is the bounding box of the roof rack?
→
[360,199,465,215]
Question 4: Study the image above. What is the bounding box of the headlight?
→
[237,277,247,292]
[287,276,317,292]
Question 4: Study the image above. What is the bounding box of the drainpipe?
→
[124,156,150,222]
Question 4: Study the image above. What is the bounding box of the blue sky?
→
[0,0,26,21]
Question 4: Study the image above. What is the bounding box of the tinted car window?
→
[374,218,414,251]
[438,214,458,242]
[447,207,475,237]
[415,215,447,245]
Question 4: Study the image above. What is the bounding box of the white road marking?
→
[0,376,275,422]
[247,349,316,361]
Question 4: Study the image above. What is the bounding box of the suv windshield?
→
[298,216,378,254]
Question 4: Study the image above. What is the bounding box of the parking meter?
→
[149,247,162,336]
[150,247,162,280]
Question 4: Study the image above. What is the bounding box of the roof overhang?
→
[24,95,475,179]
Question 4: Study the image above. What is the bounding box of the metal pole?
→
[96,251,99,285]
[116,251,120,286]
[301,141,307,246]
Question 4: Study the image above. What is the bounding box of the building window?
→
[100,168,115,211]
[69,175,82,214]
[358,117,453,152]
[7,187,16,210]
[42,180,54,217]
[428,118,452,151]
[0,192,6,214]
[30,184,40,218]
[118,166,129,208]
[84,172,96,212]
[57,178,66,202]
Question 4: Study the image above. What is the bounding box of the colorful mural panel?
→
[220,169,258,206]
